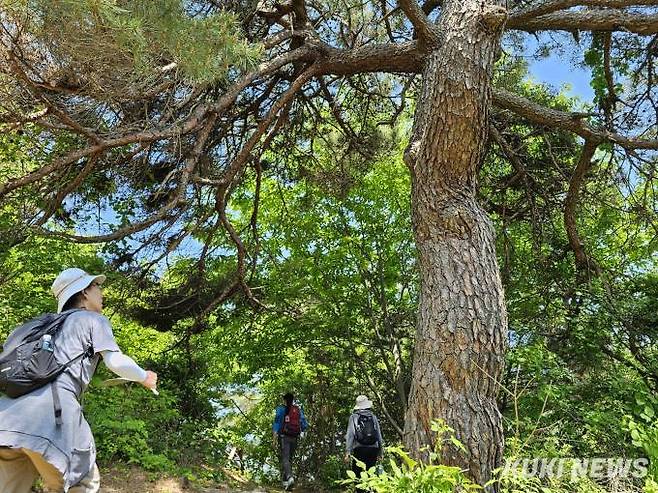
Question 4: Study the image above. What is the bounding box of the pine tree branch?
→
[315,40,425,75]
[0,46,316,202]
[212,65,319,190]
[489,124,537,195]
[36,154,100,226]
[36,113,218,244]
[291,0,310,27]
[563,140,603,278]
[398,0,442,46]
[264,29,310,49]
[509,9,658,35]
[492,87,658,149]
[34,64,318,245]
[422,0,443,15]
[0,115,206,201]
[601,32,619,128]
[510,0,658,23]
[0,107,49,131]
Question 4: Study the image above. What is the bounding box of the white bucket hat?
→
[51,268,106,313]
[354,395,373,410]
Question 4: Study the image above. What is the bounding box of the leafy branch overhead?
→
[0,0,658,312]
[0,0,658,282]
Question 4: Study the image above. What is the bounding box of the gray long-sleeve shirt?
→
[345,410,384,452]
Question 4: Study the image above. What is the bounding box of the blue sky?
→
[528,53,595,103]
[521,34,595,104]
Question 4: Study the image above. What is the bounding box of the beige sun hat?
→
[51,268,106,313]
[354,395,374,410]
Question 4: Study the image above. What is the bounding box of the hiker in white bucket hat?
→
[353,395,374,410]
[344,395,384,489]
[0,267,158,493]
[52,268,107,314]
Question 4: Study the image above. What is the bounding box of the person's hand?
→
[141,371,158,393]
[343,453,350,464]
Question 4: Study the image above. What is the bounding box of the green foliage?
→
[192,153,416,481]
[645,478,658,493]
[0,130,50,248]
[1,0,261,92]
[84,381,177,470]
[625,393,658,481]
[481,61,658,469]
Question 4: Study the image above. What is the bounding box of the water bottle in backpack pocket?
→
[40,334,54,352]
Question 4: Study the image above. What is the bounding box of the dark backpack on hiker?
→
[0,310,93,424]
[282,404,302,437]
[355,413,378,446]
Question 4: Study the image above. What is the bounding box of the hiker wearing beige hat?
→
[344,395,384,483]
[0,267,157,493]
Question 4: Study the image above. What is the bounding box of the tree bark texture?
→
[402,0,508,489]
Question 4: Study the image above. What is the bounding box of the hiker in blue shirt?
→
[272,392,308,491]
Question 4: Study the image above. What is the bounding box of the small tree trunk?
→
[403,0,508,489]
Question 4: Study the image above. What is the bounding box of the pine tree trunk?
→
[402,0,508,489]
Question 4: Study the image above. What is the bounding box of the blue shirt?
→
[273,404,309,434]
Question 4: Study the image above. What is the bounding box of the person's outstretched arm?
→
[101,350,157,390]
[91,314,157,391]
[344,414,355,462]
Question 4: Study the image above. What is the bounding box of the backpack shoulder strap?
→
[1,314,53,353]
[26,315,64,343]
[352,412,360,434]
[23,310,82,345]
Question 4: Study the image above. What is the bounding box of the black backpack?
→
[354,412,378,446]
[0,310,93,425]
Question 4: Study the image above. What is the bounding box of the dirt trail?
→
[100,466,316,493]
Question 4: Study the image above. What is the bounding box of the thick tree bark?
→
[402,0,508,489]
